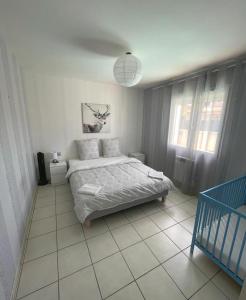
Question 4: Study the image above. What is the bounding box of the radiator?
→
[173,156,193,184]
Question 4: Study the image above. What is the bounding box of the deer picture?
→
[82,103,111,133]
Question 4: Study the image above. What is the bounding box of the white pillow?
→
[102,138,122,157]
[76,139,99,160]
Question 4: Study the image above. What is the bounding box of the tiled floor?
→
[16,184,242,300]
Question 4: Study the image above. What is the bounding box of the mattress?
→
[198,205,246,279]
[66,156,173,222]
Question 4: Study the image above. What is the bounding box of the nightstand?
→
[129,152,145,163]
[50,161,67,185]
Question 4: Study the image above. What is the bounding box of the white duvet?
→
[66,156,173,222]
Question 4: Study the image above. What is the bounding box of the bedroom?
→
[0,1,245,300]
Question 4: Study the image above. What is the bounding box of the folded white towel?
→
[78,184,102,195]
[148,170,164,180]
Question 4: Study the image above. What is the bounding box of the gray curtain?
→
[142,86,171,171]
[142,62,246,194]
[222,64,246,180]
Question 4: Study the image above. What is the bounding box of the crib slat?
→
[212,210,222,256]
[206,206,215,249]
[227,215,241,269]
[200,201,209,245]
[197,199,205,242]
[219,212,231,261]
[235,232,246,276]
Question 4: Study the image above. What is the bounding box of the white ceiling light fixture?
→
[113,52,142,87]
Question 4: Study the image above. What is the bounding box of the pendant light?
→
[113,52,142,87]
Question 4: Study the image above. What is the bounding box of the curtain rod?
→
[151,56,246,90]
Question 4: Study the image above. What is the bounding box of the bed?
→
[66,156,173,224]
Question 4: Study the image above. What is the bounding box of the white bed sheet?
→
[66,156,173,222]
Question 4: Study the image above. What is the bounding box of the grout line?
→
[16,281,58,300]
[18,188,227,300]
[103,281,139,300]
[105,222,147,300]
[81,224,103,300]
[28,228,57,240]
[23,248,57,264]
[160,263,189,299]
[23,204,195,268]
[22,209,194,266]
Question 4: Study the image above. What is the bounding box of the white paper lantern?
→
[113,52,142,87]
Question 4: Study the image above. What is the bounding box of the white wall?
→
[0,38,36,300]
[23,71,144,165]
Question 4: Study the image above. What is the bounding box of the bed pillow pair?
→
[76,138,121,160]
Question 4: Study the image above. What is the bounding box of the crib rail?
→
[191,175,246,286]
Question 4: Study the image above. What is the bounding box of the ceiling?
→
[0,0,246,88]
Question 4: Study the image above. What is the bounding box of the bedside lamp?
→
[52,152,59,163]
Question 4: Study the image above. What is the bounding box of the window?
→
[168,81,227,154]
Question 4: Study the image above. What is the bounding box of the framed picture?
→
[81,103,111,133]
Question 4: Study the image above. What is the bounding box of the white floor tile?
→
[149,211,176,230]
[124,206,146,222]
[132,217,160,239]
[55,193,73,203]
[57,224,84,249]
[33,205,56,221]
[178,201,197,215]
[56,201,73,215]
[94,252,134,298]
[164,224,192,250]
[83,218,108,239]
[168,189,192,204]
[107,282,144,300]
[59,266,101,300]
[165,205,192,222]
[212,271,241,300]
[180,216,195,233]
[111,224,141,249]
[140,200,162,216]
[29,217,56,238]
[145,232,180,263]
[17,188,241,300]
[160,197,178,209]
[163,252,208,298]
[190,282,228,300]
[35,196,55,208]
[168,190,190,204]
[183,246,219,278]
[55,184,71,194]
[25,232,57,262]
[58,242,91,278]
[56,211,78,230]
[17,253,57,298]
[20,282,58,300]
[37,188,55,199]
[137,266,185,300]
[189,197,198,206]
[122,242,159,279]
[105,212,129,230]
[87,231,119,262]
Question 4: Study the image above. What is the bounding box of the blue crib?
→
[191,175,246,286]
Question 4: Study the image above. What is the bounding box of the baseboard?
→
[10,186,38,300]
